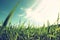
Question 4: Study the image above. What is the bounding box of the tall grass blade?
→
[2,0,21,27]
[57,13,60,27]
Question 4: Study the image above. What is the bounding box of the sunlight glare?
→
[22,0,60,26]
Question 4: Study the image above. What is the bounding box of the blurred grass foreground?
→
[0,0,60,40]
[0,22,60,40]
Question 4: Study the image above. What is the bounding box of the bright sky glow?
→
[0,0,60,26]
[24,0,60,26]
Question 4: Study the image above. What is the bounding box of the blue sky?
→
[0,0,60,26]
[0,0,36,24]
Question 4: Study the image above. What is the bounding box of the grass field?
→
[0,23,60,40]
[0,1,60,40]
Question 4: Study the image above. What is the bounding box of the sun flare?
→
[21,0,60,26]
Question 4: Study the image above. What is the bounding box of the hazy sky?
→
[0,0,36,25]
[0,0,60,26]
[24,0,60,26]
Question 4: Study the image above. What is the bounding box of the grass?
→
[0,23,60,40]
[0,0,60,40]
[2,0,21,27]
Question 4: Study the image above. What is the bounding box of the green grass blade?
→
[2,0,21,27]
